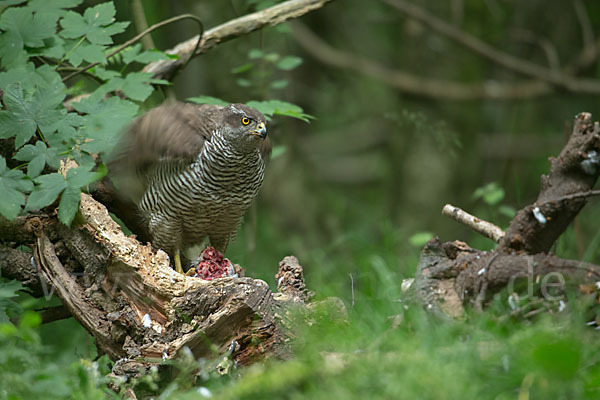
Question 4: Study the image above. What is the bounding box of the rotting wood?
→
[415,112,600,316]
[26,193,332,376]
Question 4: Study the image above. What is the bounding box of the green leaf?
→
[57,185,81,225]
[409,232,434,247]
[59,2,128,45]
[0,83,63,148]
[271,145,287,159]
[531,336,581,379]
[28,0,83,15]
[35,35,66,59]
[135,49,170,63]
[14,141,61,178]
[47,111,84,150]
[264,52,279,63]
[0,7,57,53]
[0,156,32,219]
[26,172,67,211]
[66,165,99,188]
[231,63,253,74]
[0,87,36,144]
[246,99,314,122]
[274,23,292,34]
[248,49,263,60]
[19,311,41,329]
[121,72,154,101]
[100,72,154,102]
[0,64,65,108]
[0,1,26,7]
[148,78,170,85]
[276,56,302,71]
[0,32,28,68]
[27,155,45,179]
[66,41,106,66]
[473,182,505,206]
[74,96,138,155]
[92,66,120,80]
[498,204,516,218]
[270,79,288,89]
[121,44,169,64]
[187,96,229,106]
[0,279,25,301]
[236,78,252,88]
[0,64,32,91]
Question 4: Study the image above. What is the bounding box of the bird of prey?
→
[111,102,271,273]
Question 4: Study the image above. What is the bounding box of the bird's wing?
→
[108,102,222,202]
[111,102,221,169]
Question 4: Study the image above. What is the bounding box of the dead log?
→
[500,112,600,254]
[415,238,600,318]
[415,112,600,316]
[15,192,336,377]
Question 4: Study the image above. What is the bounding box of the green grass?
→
[2,215,600,399]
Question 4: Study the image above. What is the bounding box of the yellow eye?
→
[241,117,250,125]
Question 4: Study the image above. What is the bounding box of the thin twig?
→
[62,14,204,82]
[574,0,594,53]
[442,204,505,243]
[509,28,560,71]
[292,22,553,100]
[567,37,600,75]
[143,0,336,79]
[130,0,155,50]
[382,0,600,94]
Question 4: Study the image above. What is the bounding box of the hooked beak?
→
[252,122,267,139]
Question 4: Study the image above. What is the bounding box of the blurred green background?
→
[141,0,600,295]
[3,0,600,398]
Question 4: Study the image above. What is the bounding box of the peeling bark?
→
[15,193,331,372]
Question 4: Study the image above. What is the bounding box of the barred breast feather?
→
[110,101,270,257]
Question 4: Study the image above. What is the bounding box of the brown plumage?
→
[111,101,271,272]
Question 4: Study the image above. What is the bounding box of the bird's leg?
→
[174,248,184,274]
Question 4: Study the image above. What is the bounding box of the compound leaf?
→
[26,172,66,211]
[57,185,80,225]
[0,155,32,220]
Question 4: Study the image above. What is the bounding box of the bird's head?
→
[219,104,267,150]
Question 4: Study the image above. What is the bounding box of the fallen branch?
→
[415,112,600,316]
[292,2,600,99]
[143,0,337,79]
[0,245,47,297]
[16,191,342,378]
[291,22,553,100]
[415,238,600,318]
[37,305,72,324]
[499,112,600,254]
[441,204,505,243]
[382,0,600,94]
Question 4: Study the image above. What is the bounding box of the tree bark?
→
[23,193,331,369]
[499,112,600,254]
[414,112,600,316]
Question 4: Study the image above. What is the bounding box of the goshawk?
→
[112,102,270,273]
